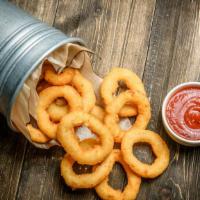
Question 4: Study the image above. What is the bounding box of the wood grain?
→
[0,115,27,200]
[1,0,200,199]
[10,0,59,25]
[142,0,200,199]
[54,0,156,77]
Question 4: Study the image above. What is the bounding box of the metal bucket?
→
[0,0,84,129]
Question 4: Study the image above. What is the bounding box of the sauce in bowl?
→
[166,86,200,141]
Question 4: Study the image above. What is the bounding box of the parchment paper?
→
[11,43,131,149]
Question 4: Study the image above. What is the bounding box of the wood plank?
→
[0,115,27,200]
[16,145,64,200]
[40,0,156,200]
[10,0,59,24]
[54,0,156,77]
[142,0,200,199]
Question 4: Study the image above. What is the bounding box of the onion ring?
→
[95,149,141,200]
[105,90,151,142]
[44,64,75,86]
[47,98,68,122]
[101,67,146,117]
[61,150,114,189]
[71,70,96,112]
[57,111,114,165]
[26,124,50,143]
[37,86,82,139]
[90,105,105,121]
[121,129,170,178]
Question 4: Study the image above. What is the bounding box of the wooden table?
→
[1,0,200,199]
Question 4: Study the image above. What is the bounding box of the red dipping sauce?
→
[166,86,200,141]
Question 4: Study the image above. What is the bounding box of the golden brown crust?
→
[57,111,114,165]
[61,149,114,189]
[71,70,96,112]
[95,150,141,200]
[100,67,146,117]
[121,129,170,178]
[37,86,82,139]
[90,105,105,121]
[105,90,151,142]
[44,64,75,86]
[26,124,50,143]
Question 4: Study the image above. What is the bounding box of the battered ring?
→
[101,67,146,116]
[61,150,114,189]
[57,111,114,165]
[121,129,170,178]
[37,86,82,139]
[95,149,141,200]
[105,90,151,142]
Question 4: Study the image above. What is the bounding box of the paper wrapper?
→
[11,43,131,149]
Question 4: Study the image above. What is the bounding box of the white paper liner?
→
[11,43,131,149]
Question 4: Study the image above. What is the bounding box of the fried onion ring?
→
[121,129,170,178]
[57,111,114,165]
[26,124,50,143]
[101,67,146,116]
[44,64,75,86]
[61,150,114,189]
[90,105,105,121]
[47,98,68,122]
[37,86,82,139]
[95,150,141,200]
[71,70,96,112]
[105,90,151,142]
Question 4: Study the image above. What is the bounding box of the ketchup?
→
[166,86,200,140]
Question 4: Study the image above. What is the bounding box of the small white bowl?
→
[162,82,200,146]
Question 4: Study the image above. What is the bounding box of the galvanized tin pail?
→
[0,0,84,129]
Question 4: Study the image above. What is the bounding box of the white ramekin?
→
[162,82,200,146]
